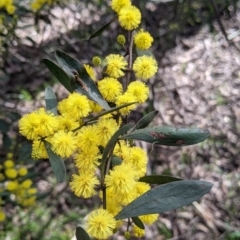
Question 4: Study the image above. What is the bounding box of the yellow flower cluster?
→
[0,0,15,14]
[31,0,56,12]
[18,0,160,238]
[0,155,37,210]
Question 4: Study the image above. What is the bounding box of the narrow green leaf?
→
[111,156,122,167]
[115,180,213,220]
[3,133,12,150]
[44,142,66,183]
[0,119,9,133]
[121,126,210,146]
[0,192,11,197]
[139,175,182,185]
[132,110,158,131]
[132,217,145,230]
[45,86,58,115]
[43,59,73,92]
[85,18,114,40]
[75,226,91,240]
[55,49,110,110]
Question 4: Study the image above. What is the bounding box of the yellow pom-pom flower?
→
[57,115,79,132]
[4,160,14,168]
[65,93,91,120]
[74,150,100,173]
[95,117,119,146]
[6,180,18,191]
[70,172,99,198]
[92,56,101,66]
[86,209,116,239]
[139,213,158,225]
[50,130,78,158]
[123,146,147,177]
[84,64,96,81]
[105,163,137,198]
[118,6,141,30]
[111,0,131,13]
[126,81,149,103]
[134,29,154,50]
[115,93,137,115]
[31,140,48,159]
[105,54,127,78]
[20,179,33,189]
[5,168,18,179]
[76,125,99,154]
[133,55,158,80]
[133,225,145,237]
[0,210,6,222]
[19,108,59,140]
[18,167,28,177]
[19,112,40,140]
[98,77,123,102]
[117,34,126,45]
[88,100,103,113]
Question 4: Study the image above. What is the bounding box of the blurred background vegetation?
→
[0,0,240,239]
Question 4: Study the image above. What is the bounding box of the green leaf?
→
[84,18,114,40]
[55,49,110,110]
[121,126,210,146]
[115,180,213,220]
[3,133,12,150]
[43,59,73,92]
[111,156,122,167]
[0,192,11,197]
[75,226,91,240]
[45,86,58,115]
[132,110,158,131]
[139,175,182,185]
[44,141,66,183]
[132,217,145,230]
[0,119,9,133]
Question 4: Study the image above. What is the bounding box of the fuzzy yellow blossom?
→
[117,34,126,45]
[88,100,103,113]
[118,6,141,30]
[19,108,59,140]
[98,77,123,102]
[139,214,159,225]
[126,81,149,103]
[31,140,48,159]
[134,29,154,50]
[70,172,99,198]
[31,0,55,12]
[18,167,28,177]
[50,130,78,158]
[123,146,147,177]
[0,173,5,181]
[74,150,100,173]
[20,179,33,189]
[4,160,14,168]
[92,56,101,66]
[63,93,91,120]
[105,163,137,199]
[57,115,79,132]
[6,180,18,191]
[76,125,99,154]
[84,64,96,81]
[105,54,127,78]
[95,117,119,146]
[133,225,145,237]
[115,93,137,115]
[0,210,5,222]
[86,209,116,239]
[5,168,18,179]
[133,55,158,80]
[111,0,131,13]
